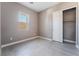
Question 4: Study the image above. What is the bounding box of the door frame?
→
[62,6,79,49]
[63,7,76,43]
[52,5,78,48]
[62,6,78,47]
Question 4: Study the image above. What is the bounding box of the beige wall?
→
[39,8,53,39]
[77,3,79,48]
[39,2,77,40]
[0,2,1,55]
[1,2,79,48]
[1,2,38,45]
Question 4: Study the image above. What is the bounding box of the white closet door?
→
[52,10,63,42]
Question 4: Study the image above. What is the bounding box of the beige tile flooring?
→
[1,38,79,56]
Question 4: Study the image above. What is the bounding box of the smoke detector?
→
[29,2,34,4]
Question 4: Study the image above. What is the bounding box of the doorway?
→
[63,7,76,44]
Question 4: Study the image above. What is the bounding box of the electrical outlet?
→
[10,37,13,40]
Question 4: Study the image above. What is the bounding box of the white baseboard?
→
[39,36,52,41]
[64,39,75,43]
[1,36,39,48]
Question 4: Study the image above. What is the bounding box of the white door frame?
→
[52,6,78,47]
[62,7,78,45]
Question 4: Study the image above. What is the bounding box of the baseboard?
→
[39,36,52,41]
[1,36,39,48]
[64,39,75,43]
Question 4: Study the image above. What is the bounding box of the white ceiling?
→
[18,2,60,12]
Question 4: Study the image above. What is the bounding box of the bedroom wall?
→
[1,2,79,48]
[77,2,79,48]
[0,2,1,55]
[1,2,38,45]
[39,2,77,40]
[39,8,53,39]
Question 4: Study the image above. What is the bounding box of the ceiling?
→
[18,2,60,12]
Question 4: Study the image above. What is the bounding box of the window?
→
[18,12,29,29]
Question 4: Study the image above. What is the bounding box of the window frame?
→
[18,12,29,30]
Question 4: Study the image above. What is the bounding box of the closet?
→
[63,8,76,43]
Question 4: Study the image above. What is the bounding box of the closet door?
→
[52,11,63,42]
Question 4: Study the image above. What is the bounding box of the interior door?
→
[52,11,63,42]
